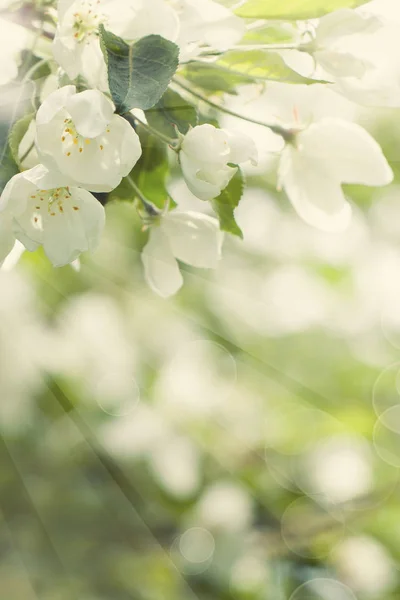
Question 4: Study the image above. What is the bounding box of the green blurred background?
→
[3,3,400,599]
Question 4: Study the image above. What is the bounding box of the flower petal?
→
[162,211,223,269]
[107,115,142,177]
[314,49,369,78]
[65,89,115,138]
[180,153,234,200]
[36,85,76,126]
[141,227,183,298]
[296,118,393,186]
[223,129,258,166]
[181,124,230,168]
[316,8,381,45]
[279,145,352,232]
[42,188,105,266]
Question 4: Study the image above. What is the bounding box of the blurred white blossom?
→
[142,210,223,297]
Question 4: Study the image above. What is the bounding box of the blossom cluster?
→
[0,0,396,296]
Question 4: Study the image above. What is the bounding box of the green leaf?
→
[217,50,326,84]
[145,89,198,139]
[235,0,369,20]
[180,63,254,95]
[212,169,244,239]
[0,125,19,195]
[99,26,179,113]
[8,112,34,168]
[241,23,297,45]
[110,128,171,210]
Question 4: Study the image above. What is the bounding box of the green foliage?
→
[8,112,34,168]
[217,50,326,84]
[179,62,253,95]
[235,0,369,20]
[212,169,244,239]
[110,128,170,210]
[146,89,198,138]
[99,26,179,113]
[241,23,297,44]
[0,123,19,194]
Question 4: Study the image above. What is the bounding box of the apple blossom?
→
[179,124,257,201]
[35,85,142,193]
[278,118,393,232]
[0,164,105,267]
[53,0,179,89]
[171,0,245,60]
[141,210,223,297]
[0,18,33,86]
[301,9,381,79]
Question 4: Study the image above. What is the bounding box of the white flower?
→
[35,85,142,193]
[172,0,245,60]
[302,9,381,79]
[278,118,393,232]
[53,0,179,89]
[0,18,33,86]
[141,210,223,297]
[180,124,257,201]
[0,165,105,267]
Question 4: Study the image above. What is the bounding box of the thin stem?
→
[123,111,178,149]
[19,141,34,165]
[127,176,161,217]
[172,76,291,139]
[199,43,300,57]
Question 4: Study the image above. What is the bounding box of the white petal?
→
[1,240,25,271]
[65,89,114,138]
[316,8,381,45]
[72,187,106,252]
[182,124,230,167]
[141,227,183,298]
[279,145,352,232]
[53,33,81,80]
[0,172,34,215]
[42,188,105,266]
[223,129,258,166]
[23,164,72,190]
[315,49,369,78]
[179,0,245,50]
[162,211,223,269]
[36,85,76,126]
[108,115,142,177]
[116,0,180,42]
[180,153,235,200]
[297,118,393,186]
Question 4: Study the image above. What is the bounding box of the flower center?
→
[29,188,80,224]
[61,118,109,156]
[73,0,106,43]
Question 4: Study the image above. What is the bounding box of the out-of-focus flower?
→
[0,18,33,86]
[0,164,105,267]
[35,85,142,192]
[180,124,257,201]
[172,0,245,59]
[301,9,381,78]
[278,118,393,231]
[142,210,223,297]
[195,482,253,532]
[335,536,396,596]
[53,0,179,88]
